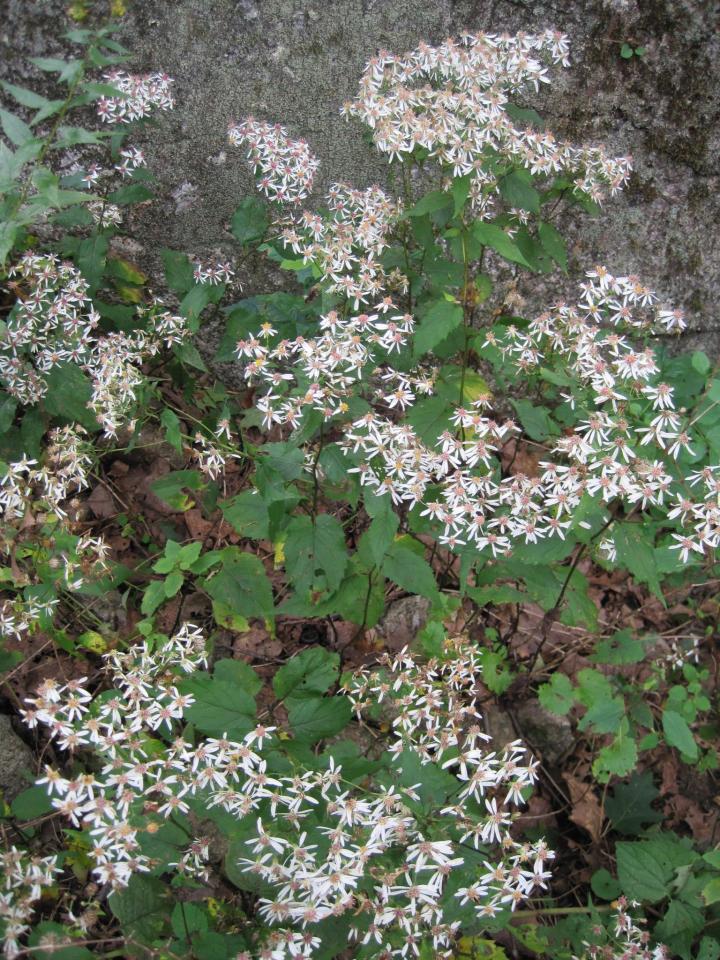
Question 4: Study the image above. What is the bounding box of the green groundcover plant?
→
[0,21,718,960]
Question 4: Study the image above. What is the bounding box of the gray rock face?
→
[2,0,719,351]
[377,595,431,651]
[0,714,34,802]
[514,698,575,766]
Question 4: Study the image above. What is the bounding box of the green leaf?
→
[284,514,348,598]
[605,771,662,834]
[43,362,97,430]
[614,523,664,600]
[590,868,622,901]
[11,785,54,820]
[500,169,540,213]
[413,298,464,356]
[616,837,697,903]
[703,878,720,906]
[182,673,256,738]
[691,351,711,375]
[163,570,183,597]
[109,875,168,942]
[537,221,568,271]
[620,43,634,58]
[30,56,84,83]
[451,174,472,215]
[591,629,646,665]
[407,189,452,217]
[108,183,154,205]
[538,673,575,715]
[231,195,268,245]
[579,695,625,735]
[161,248,195,295]
[273,647,340,702]
[171,903,208,940]
[140,579,167,616]
[0,108,34,146]
[179,284,214,329]
[1,81,50,109]
[406,395,453,447]
[511,399,558,441]
[383,540,439,601]
[593,722,638,782]
[504,103,545,129]
[150,470,205,511]
[654,899,705,947]
[214,658,262,696]
[160,408,183,453]
[662,709,698,760]
[204,552,274,619]
[221,490,270,539]
[287,696,352,744]
[360,510,399,569]
[471,221,530,267]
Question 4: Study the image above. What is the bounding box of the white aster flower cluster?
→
[237,299,414,429]
[575,897,669,960]
[21,624,209,887]
[86,297,188,437]
[1,255,189,436]
[336,268,716,564]
[86,199,123,227]
[97,69,175,123]
[191,418,243,479]
[0,426,110,642]
[192,259,235,285]
[342,31,632,213]
[0,426,93,521]
[1,254,100,404]
[228,118,320,204]
[0,847,61,960]
[279,183,406,307]
[24,627,549,958]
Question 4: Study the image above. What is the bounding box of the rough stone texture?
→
[376,595,431,651]
[514,699,575,766]
[0,713,34,802]
[2,0,719,352]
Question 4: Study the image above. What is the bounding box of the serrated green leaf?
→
[273,647,340,702]
[662,709,698,760]
[614,523,664,600]
[537,221,568,271]
[538,673,575,715]
[109,875,168,941]
[160,408,183,453]
[1,81,49,109]
[161,248,195,295]
[221,490,270,539]
[605,771,662,834]
[382,541,439,601]
[43,362,97,430]
[500,169,540,213]
[511,399,558,441]
[407,189,452,217]
[413,298,464,356]
[150,470,205,511]
[231,195,268,245]
[204,552,274,619]
[284,514,348,598]
[287,696,352,743]
[471,221,530,267]
[0,107,34,146]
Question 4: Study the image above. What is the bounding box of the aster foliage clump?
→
[0,18,717,960]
